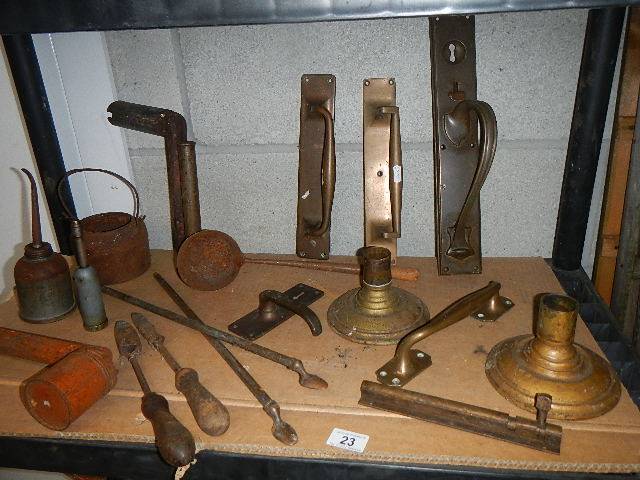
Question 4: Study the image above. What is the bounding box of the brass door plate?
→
[363,78,399,264]
[228,283,324,340]
[297,74,336,260]
[431,16,481,275]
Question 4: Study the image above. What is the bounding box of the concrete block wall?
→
[105,10,617,270]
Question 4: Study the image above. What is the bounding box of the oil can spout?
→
[21,168,42,248]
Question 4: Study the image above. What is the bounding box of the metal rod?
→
[359,380,562,454]
[130,357,151,394]
[151,275,298,445]
[3,34,76,254]
[178,141,201,237]
[552,7,625,271]
[102,281,327,389]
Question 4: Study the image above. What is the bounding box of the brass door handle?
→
[375,281,513,386]
[258,290,322,336]
[307,105,336,237]
[377,106,402,239]
[444,99,497,260]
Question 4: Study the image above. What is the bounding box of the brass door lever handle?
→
[228,283,324,340]
[376,106,402,239]
[444,99,497,260]
[376,281,513,387]
[306,105,336,237]
[258,290,322,336]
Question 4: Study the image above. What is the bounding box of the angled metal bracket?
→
[431,16,497,275]
[363,78,402,264]
[297,74,336,260]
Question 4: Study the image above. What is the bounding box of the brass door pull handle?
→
[307,105,336,237]
[377,106,402,239]
[376,281,513,387]
[444,99,497,260]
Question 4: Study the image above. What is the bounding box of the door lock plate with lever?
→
[228,283,324,340]
[431,16,498,275]
[363,78,403,264]
[297,74,336,260]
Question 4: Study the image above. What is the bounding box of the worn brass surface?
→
[228,283,324,340]
[363,78,402,263]
[376,281,512,386]
[327,247,426,345]
[14,169,75,323]
[359,381,562,454]
[297,74,336,260]
[431,16,497,275]
[486,294,621,420]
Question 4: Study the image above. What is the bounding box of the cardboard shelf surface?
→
[1,250,639,473]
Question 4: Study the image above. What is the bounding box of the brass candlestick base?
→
[327,247,428,345]
[486,294,621,420]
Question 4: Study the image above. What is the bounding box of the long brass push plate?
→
[431,16,497,275]
[297,74,336,260]
[363,78,402,264]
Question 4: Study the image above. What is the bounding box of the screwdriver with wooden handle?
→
[131,312,230,436]
[114,319,195,467]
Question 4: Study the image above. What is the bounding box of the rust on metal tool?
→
[0,327,116,431]
[363,78,403,263]
[376,281,513,386]
[57,168,151,285]
[228,284,324,340]
[107,101,188,253]
[14,169,76,323]
[132,312,230,436]
[297,74,336,260]
[176,230,244,291]
[114,320,195,467]
[359,380,562,454]
[104,277,328,391]
[430,16,498,275]
[150,277,299,445]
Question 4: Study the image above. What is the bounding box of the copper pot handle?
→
[57,168,141,221]
[306,105,336,237]
[444,100,497,260]
[377,106,402,239]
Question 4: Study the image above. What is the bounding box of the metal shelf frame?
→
[1,2,640,479]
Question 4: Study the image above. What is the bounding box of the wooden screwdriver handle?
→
[141,392,195,467]
[244,257,420,281]
[175,368,230,437]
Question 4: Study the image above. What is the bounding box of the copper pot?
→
[58,168,151,285]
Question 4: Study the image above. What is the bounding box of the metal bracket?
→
[228,283,324,340]
[297,74,336,260]
[431,16,497,275]
[363,78,402,264]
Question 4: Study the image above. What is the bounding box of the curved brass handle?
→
[376,281,513,387]
[259,290,322,336]
[307,105,336,237]
[377,106,402,239]
[444,100,497,260]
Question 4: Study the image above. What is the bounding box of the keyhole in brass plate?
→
[442,40,466,65]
